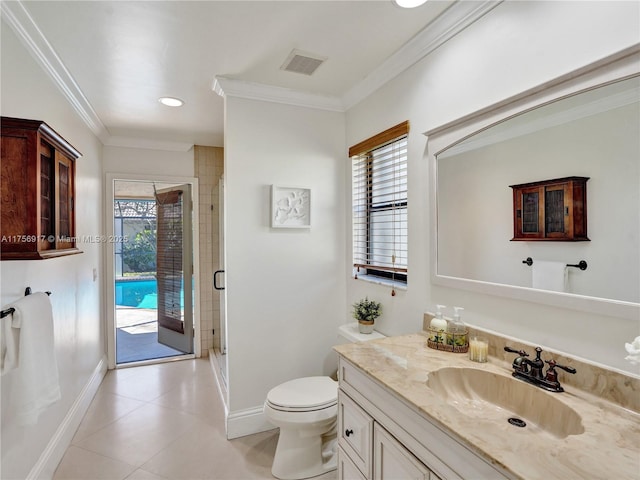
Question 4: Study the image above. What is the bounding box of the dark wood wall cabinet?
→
[510,176,589,241]
[1,117,82,259]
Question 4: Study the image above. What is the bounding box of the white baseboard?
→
[28,355,108,480]
[206,349,275,440]
[226,406,276,440]
[208,348,229,416]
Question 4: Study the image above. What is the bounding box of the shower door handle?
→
[214,270,225,290]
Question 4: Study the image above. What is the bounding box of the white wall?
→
[223,96,346,433]
[346,0,640,373]
[1,26,104,479]
[103,145,194,177]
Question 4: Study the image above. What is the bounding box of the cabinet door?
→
[338,446,368,480]
[543,183,571,239]
[39,140,56,251]
[54,150,75,249]
[1,129,38,254]
[373,424,431,480]
[339,391,373,478]
[513,185,544,239]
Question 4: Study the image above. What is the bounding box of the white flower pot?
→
[358,321,374,334]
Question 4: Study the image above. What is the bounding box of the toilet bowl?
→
[264,323,385,479]
[264,376,338,480]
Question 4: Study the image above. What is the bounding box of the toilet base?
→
[271,425,337,480]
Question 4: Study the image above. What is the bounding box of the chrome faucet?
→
[504,346,576,392]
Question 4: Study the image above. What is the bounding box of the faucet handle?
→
[504,346,529,357]
[545,359,576,375]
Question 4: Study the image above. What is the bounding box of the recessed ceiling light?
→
[393,0,428,8]
[159,97,184,107]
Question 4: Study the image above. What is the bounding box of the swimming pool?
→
[115,278,184,309]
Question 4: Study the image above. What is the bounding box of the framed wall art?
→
[271,185,311,228]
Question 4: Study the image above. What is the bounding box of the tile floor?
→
[54,359,337,480]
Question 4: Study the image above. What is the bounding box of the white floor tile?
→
[98,365,187,402]
[72,390,147,443]
[73,402,199,466]
[151,379,225,425]
[55,359,337,480]
[53,446,137,480]
[124,468,170,480]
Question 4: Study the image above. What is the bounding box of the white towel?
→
[1,308,20,375]
[5,292,61,425]
[532,260,568,292]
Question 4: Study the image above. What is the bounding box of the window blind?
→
[156,189,185,334]
[352,123,408,284]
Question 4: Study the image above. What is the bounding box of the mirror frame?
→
[425,45,640,321]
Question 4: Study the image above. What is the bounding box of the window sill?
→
[353,274,407,291]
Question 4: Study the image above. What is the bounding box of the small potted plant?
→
[352,297,381,334]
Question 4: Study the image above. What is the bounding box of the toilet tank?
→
[337,322,386,344]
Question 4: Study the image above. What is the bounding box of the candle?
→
[469,337,488,363]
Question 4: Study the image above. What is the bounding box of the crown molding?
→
[6,0,502,143]
[213,76,344,112]
[2,1,194,152]
[1,0,111,143]
[104,136,194,152]
[213,1,502,113]
[342,0,502,110]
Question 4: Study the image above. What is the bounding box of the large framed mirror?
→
[426,46,639,321]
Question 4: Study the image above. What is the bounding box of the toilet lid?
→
[267,376,337,410]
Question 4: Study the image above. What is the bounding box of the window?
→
[350,121,409,287]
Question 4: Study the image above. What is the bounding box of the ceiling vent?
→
[280,49,327,76]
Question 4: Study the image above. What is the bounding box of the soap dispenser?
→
[447,306,467,347]
[429,305,448,344]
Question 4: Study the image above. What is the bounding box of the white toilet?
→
[264,323,385,480]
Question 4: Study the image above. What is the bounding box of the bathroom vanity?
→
[334,333,639,480]
[336,356,508,479]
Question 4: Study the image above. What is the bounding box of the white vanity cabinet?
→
[338,389,435,480]
[338,392,373,477]
[373,423,433,479]
[337,357,512,480]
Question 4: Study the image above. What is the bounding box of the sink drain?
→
[508,417,526,428]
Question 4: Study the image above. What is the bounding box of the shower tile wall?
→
[195,146,224,355]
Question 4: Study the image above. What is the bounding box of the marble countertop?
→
[334,333,640,480]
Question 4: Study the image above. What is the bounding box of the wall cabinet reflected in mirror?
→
[510,176,589,241]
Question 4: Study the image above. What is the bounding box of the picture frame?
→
[271,185,311,228]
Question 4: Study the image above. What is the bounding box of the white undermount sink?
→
[427,367,584,439]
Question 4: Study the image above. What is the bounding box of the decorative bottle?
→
[429,305,448,344]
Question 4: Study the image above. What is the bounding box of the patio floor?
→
[116,307,185,364]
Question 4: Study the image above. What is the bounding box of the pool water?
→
[115,278,184,309]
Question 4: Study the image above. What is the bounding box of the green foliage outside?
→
[123,228,157,273]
